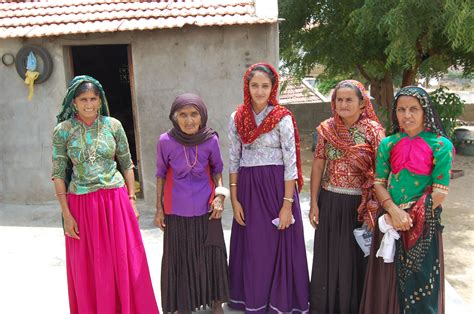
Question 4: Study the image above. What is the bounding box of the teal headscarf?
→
[55,75,110,191]
[56,75,110,124]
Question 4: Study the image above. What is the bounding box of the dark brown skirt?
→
[161,214,229,313]
[358,218,399,314]
[359,221,445,314]
[310,189,366,314]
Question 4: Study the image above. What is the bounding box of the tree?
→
[279,0,474,110]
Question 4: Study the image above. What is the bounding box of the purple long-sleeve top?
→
[156,133,223,217]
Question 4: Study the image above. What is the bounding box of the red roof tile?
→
[280,78,326,105]
[0,0,277,38]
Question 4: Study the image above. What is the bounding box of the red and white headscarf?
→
[234,62,304,191]
[318,80,383,228]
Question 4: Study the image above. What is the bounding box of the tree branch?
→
[357,64,373,82]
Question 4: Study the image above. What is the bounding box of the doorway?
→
[70,44,143,197]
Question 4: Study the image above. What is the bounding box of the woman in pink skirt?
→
[52,75,159,314]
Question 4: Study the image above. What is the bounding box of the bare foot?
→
[212,301,223,314]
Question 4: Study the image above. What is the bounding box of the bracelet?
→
[55,192,67,196]
[283,197,294,203]
[215,186,230,199]
[128,194,137,201]
[229,183,237,187]
[380,197,392,207]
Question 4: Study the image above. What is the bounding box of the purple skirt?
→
[228,165,309,313]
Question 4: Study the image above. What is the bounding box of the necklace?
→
[183,145,198,168]
[80,118,101,165]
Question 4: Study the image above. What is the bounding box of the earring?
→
[73,104,78,112]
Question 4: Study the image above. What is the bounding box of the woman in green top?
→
[52,76,159,314]
[360,86,454,314]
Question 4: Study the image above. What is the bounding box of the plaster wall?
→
[0,23,278,204]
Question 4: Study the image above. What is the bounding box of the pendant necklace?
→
[183,145,198,168]
[81,118,101,165]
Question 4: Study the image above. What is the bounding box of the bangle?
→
[229,183,237,187]
[55,192,67,196]
[128,194,137,201]
[283,197,294,203]
[381,197,392,207]
[215,186,230,199]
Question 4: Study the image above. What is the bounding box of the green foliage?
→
[429,86,465,140]
[316,79,338,95]
[279,0,474,107]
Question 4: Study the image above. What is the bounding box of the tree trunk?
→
[402,69,417,86]
[370,72,394,128]
[369,72,393,108]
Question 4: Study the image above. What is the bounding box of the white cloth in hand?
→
[376,214,400,263]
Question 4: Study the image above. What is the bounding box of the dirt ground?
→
[298,131,474,307]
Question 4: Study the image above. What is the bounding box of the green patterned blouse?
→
[52,116,133,194]
[375,131,453,205]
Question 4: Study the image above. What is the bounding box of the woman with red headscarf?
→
[227,63,309,313]
[309,80,385,313]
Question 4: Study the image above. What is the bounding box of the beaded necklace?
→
[80,118,101,165]
[183,145,198,168]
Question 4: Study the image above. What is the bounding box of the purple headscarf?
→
[167,93,218,145]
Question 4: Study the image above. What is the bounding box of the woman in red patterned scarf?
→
[227,63,309,313]
[309,80,385,313]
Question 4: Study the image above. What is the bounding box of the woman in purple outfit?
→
[154,93,229,314]
[227,63,309,313]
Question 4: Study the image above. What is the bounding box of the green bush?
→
[429,87,465,141]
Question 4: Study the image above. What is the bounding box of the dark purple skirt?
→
[310,188,366,314]
[161,214,229,313]
[228,165,309,313]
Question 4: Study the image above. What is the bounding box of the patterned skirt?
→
[359,209,445,314]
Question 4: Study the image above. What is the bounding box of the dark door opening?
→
[71,44,142,197]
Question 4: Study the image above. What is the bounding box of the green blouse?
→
[52,116,133,194]
[375,131,453,205]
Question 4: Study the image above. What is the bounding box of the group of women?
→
[52,62,454,314]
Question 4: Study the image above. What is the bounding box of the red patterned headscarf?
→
[234,62,304,191]
[318,80,383,228]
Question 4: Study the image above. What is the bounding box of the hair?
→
[334,81,364,102]
[246,65,276,86]
[74,81,100,98]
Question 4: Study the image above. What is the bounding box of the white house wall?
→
[0,23,279,204]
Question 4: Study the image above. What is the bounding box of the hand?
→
[130,199,139,220]
[278,203,292,230]
[209,195,224,220]
[388,206,413,231]
[309,203,319,229]
[63,212,80,240]
[154,209,166,231]
[232,200,246,226]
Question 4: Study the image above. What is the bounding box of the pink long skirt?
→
[66,187,159,314]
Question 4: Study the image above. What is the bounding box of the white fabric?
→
[376,215,400,263]
[214,186,230,199]
[353,226,372,257]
